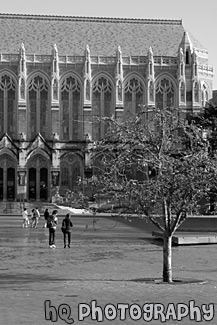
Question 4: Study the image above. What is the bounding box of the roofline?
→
[0,12,182,25]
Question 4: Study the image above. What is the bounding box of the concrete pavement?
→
[0,214,217,324]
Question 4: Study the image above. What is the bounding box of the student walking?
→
[43,208,50,228]
[31,208,35,227]
[21,208,29,228]
[34,207,40,228]
[47,210,58,248]
[61,213,73,248]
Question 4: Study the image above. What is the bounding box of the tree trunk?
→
[163,235,172,283]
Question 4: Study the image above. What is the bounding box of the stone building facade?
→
[0,13,214,201]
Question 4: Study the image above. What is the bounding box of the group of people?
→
[22,207,40,228]
[21,207,73,249]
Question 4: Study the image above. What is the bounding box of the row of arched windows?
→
[0,72,209,141]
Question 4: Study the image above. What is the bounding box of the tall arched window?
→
[60,76,82,141]
[61,167,69,187]
[185,50,190,65]
[0,74,16,138]
[124,77,144,119]
[60,155,82,191]
[28,75,49,139]
[92,76,113,140]
[155,78,175,109]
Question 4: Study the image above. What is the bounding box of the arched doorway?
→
[0,154,17,201]
[40,167,48,200]
[7,167,15,200]
[27,154,50,201]
[29,167,36,200]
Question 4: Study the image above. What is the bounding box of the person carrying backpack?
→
[47,210,58,248]
[61,213,73,248]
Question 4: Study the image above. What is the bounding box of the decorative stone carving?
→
[147,47,155,79]
[52,44,59,75]
[194,81,199,103]
[51,171,60,186]
[192,50,198,78]
[146,47,155,105]
[19,132,26,141]
[85,79,90,101]
[18,43,27,102]
[53,78,58,100]
[117,79,122,101]
[53,133,59,141]
[180,81,185,103]
[51,44,59,102]
[18,171,26,186]
[19,43,26,76]
[149,80,154,102]
[84,45,92,105]
[178,48,185,80]
[84,45,91,75]
[116,46,123,79]
[115,46,123,106]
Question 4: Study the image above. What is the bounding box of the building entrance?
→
[7,167,15,200]
[27,155,50,201]
[0,155,17,201]
[40,168,48,200]
[29,168,36,200]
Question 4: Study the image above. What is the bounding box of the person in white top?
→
[32,207,40,228]
[22,208,29,228]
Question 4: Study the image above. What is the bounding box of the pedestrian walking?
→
[47,210,58,248]
[33,207,40,228]
[61,213,73,248]
[31,208,35,227]
[21,208,29,228]
[43,208,50,228]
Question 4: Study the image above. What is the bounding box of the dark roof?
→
[0,13,206,57]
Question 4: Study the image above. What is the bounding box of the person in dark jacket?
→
[61,213,73,248]
[43,208,50,228]
[47,210,58,248]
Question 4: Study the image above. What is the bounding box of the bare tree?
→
[87,108,217,283]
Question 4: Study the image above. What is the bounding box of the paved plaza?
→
[0,212,217,324]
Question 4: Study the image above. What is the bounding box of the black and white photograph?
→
[0,0,217,324]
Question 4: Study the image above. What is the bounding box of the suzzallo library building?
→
[0,13,214,201]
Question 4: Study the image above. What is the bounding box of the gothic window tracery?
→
[60,155,82,190]
[0,74,16,138]
[28,75,49,139]
[124,77,144,119]
[155,78,175,109]
[60,76,81,141]
[92,76,113,140]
